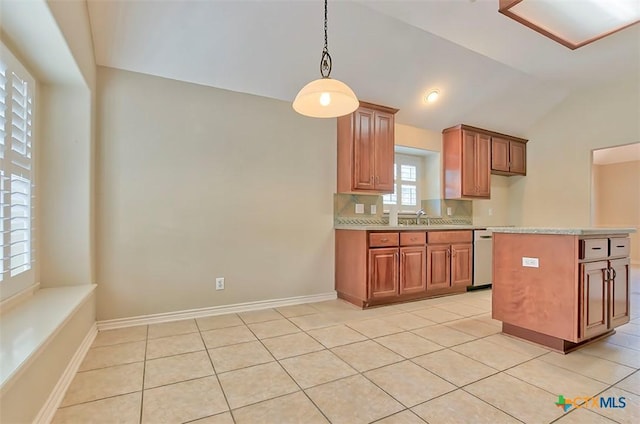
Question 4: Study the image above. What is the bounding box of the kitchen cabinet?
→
[336,229,464,308]
[491,137,527,176]
[578,238,631,339]
[443,124,528,199]
[493,230,631,353]
[426,231,473,293]
[443,125,491,199]
[337,102,398,193]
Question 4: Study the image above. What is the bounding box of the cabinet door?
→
[475,133,491,197]
[609,258,630,328]
[491,137,510,173]
[400,246,426,295]
[374,111,395,192]
[426,245,450,291]
[509,141,526,175]
[368,248,398,300]
[579,261,609,339]
[461,130,477,197]
[451,243,473,287]
[353,108,375,190]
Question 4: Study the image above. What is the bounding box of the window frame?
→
[383,153,423,213]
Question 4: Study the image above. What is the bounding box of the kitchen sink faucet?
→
[416,209,428,225]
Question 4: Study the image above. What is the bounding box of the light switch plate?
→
[355,204,364,214]
[370,205,377,214]
[522,257,539,268]
[447,207,452,216]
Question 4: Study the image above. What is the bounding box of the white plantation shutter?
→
[383,154,422,212]
[0,43,35,299]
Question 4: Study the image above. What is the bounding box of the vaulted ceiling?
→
[87,0,640,136]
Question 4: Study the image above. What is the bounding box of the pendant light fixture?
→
[293,0,359,118]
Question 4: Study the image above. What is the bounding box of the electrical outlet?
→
[488,208,493,216]
[370,205,377,214]
[522,257,539,268]
[447,207,452,216]
[355,204,364,214]
[215,277,225,290]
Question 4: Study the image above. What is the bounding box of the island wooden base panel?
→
[502,322,615,354]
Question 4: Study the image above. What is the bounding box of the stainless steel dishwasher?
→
[473,229,493,288]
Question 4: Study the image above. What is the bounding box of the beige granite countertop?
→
[490,227,636,235]
[334,225,487,231]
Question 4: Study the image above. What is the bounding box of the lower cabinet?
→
[579,256,630,340]
[336,229,460,308]
[426,231,473,293]
[369,248,398,300]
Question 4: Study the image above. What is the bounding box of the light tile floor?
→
[53,268,640,423]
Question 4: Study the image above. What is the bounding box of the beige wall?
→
[473,175,513,226]
[593,160,640,263]
[509,74,640,227]
[39,85,93,287]
[96,67,336,320]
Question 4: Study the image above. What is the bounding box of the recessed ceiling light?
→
[499,0,640,50]
[425,90,439,103]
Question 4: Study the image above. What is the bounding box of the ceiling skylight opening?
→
[499,0,640,50]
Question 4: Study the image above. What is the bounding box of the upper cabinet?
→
[491,137,527,176]
[443,124,528,199]
[337,102,399,193]
[443,125,491,199]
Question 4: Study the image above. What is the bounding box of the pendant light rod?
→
[292,0,359,119]
[320,0,332,78]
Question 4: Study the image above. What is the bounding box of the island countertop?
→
[490,227,636,235]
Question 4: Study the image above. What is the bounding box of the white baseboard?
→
[34,323,97,424]
[97,291,338,331]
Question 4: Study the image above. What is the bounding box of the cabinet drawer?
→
[427,230,472,244]
[369,232,399,247]
[580,239,608,260]
[400,232,426,246]
[610,238,630,257]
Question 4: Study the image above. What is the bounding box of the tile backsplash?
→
[334,194,472,226]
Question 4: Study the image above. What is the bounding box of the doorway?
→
[592,143,640,264]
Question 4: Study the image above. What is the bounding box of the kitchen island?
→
[491,227,635,353]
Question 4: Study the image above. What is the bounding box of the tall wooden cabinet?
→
[443,126,491,199]
[337,102,398,193]
[443,124,528,199]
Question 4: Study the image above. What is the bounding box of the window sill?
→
[0,284,96,393]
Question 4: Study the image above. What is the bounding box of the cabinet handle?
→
[591,247,602,250]
[446,249,450,257]
[375,175,380,183]
[380,238,388,242]
[610,268,616,280]
[616,245,625,248]
[605,268,611,282]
